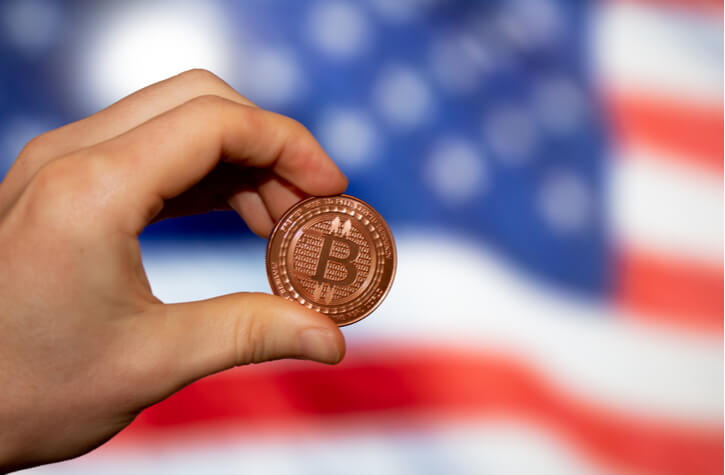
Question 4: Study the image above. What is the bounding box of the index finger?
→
[94,95,348,232]
[0,69,257,211]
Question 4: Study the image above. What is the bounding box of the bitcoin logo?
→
[311,232,360,286]
[303,217,360,295]
[266,195,396,326]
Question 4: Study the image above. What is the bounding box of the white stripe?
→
[594,2,723,103]
[24,421,608,475]
[610,147,723,263]
[139,236,723,425]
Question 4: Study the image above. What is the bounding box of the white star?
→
[316,107,379,171]
[424,137,487,204]
[538,169,592,234]
[372,64,434,130]
[306,1,371,59]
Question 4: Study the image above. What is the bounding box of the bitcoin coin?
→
[266,194,396,326]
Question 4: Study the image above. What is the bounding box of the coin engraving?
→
[266,195,396,326]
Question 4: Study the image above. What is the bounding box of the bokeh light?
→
[74,1,233,113]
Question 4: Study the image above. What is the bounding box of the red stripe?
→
[607,91,724,174]
[106,346,723,475]
[617,248,724,333]
[612,0,723,14]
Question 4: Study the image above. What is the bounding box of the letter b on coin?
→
[311,233,360,286]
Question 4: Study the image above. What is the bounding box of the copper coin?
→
[266,194,396,326]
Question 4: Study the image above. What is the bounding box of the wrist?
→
[0,377,33,472]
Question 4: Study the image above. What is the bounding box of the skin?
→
[0,69,348,472]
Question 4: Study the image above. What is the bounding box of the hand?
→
[0,69,347,472]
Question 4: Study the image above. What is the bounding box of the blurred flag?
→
[6,0,722,474]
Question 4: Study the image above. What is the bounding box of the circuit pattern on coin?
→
[266,195,396,326]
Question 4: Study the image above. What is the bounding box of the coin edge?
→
[265,194,397,327]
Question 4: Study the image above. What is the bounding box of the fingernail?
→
[298,328,341,364]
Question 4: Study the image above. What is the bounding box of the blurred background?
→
[2,0,721,473]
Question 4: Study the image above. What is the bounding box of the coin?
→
[266,194,396,326]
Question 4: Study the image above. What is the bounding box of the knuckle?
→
[29,157,76,197]
[23,153,112,225]
[290,117,309,133]
[233,294,270,365]
[179,68,224,87]
[276,114,308,135]
[17,132,53,163]
[283,115,316,145]
[184,95,234,130]
[276,116,321,167]
[177,69,255,105]
[185,94,230,114]
[21,159,77,227]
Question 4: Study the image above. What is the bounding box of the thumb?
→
[140,292,345,396]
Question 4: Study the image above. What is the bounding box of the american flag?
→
[2,0,721,474]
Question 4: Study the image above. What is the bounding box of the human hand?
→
[0,69,347,471]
